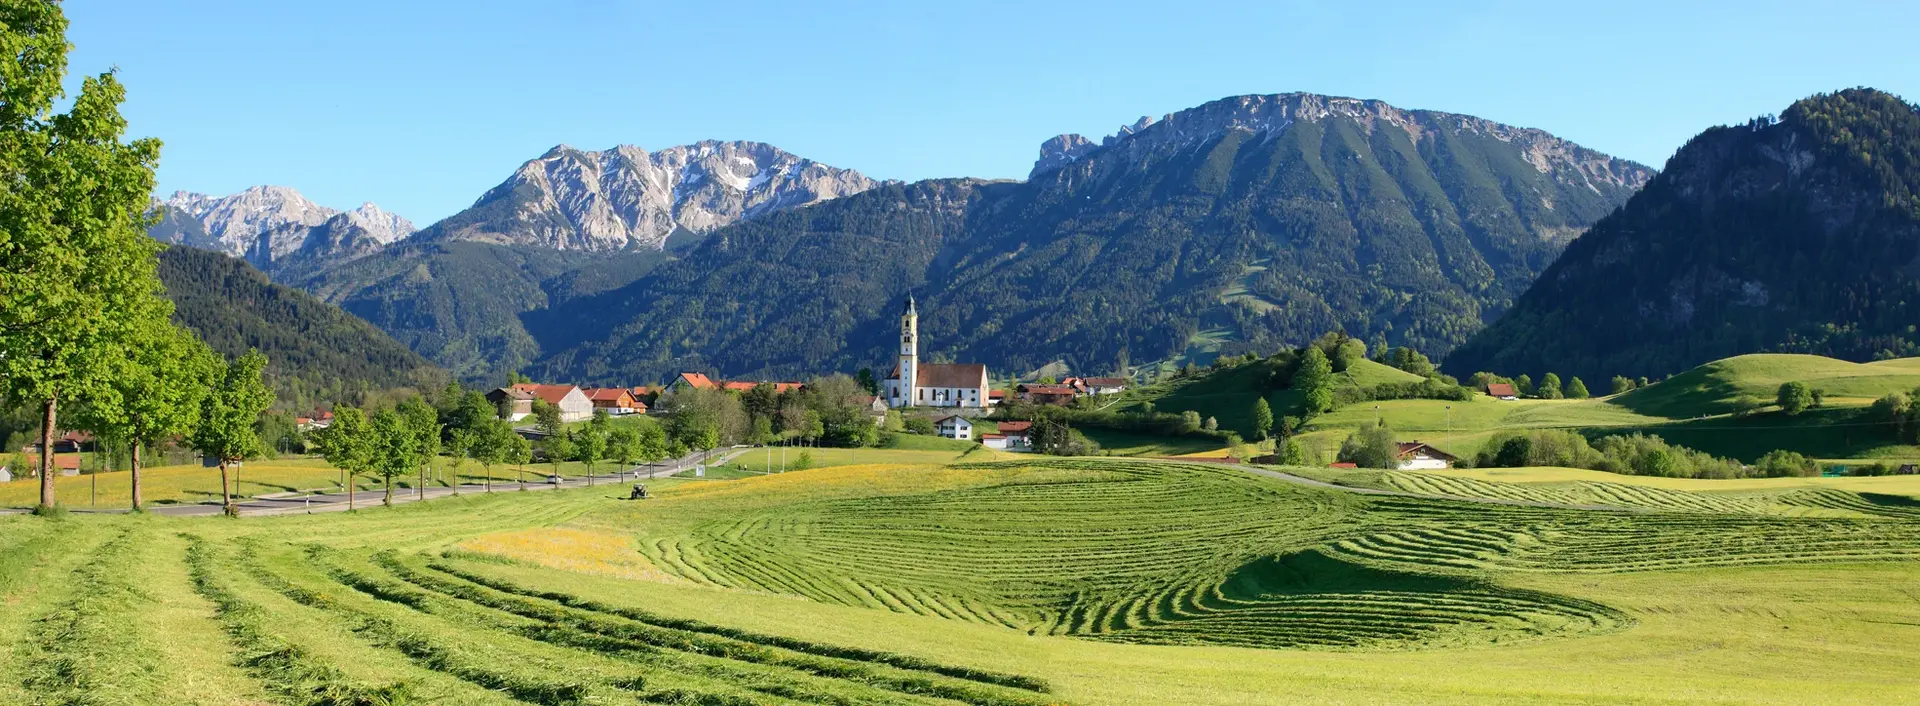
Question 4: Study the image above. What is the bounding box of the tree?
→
[1204,416,1218,432]
[1278,437,1307,465]
[67,320,215,511]
[1293,347,1335,416]
[469,419,511,492]
[1337,421,1398,469]
[1538,373,1563,399]
[576,423,607,486]
[1251,398,1274,441]
[608,425,640,477]
[503,428,532,488]
[446,428,476,493]
[532,399,562,437]
[368,408,417,507]
[1610,376,1634,395]
[1873,393,1912,438]
[397,397,441,498]
[543,432,574,481]
[635,417,668,466]
[313,407,372,511]
[1566,377,1590,400]
[1777,381,1814,415]
[1179,410,1202,434]
[854,368,879,396]
[191,351,274,516]
[0,5,167,511]
[1514,374,1534,397]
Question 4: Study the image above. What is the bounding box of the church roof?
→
[917,363,987,389]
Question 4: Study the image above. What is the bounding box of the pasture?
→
[5,456,1920,704]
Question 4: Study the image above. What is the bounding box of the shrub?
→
[1755,449,1818,477]
[1777,382,1814,415]
[1337,421,1398,469]
[902,416,936,435]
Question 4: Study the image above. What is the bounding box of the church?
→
[883,295,990,409]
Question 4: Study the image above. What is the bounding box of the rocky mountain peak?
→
[149,186,415,274]
[1028,93,1654,195]
[428,140,879,251]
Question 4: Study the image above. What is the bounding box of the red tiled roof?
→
[1019,384,1078,395]
[677,373,717,390]
[917,364,988,390]
[996,421,1033,433]
[1084,377,1128,388]
[980,433,1006,440]
[630,386,653,397]
[721,381,758,392]
[583,388,634,403]
[988,389,1008,400]
[1486,383,1517,397]
[512,383,582,405]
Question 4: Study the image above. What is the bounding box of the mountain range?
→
[155,89,1920,390]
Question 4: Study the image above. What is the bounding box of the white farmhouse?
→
[935,415,974,440]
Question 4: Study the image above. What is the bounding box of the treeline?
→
[1471,428,1816,479]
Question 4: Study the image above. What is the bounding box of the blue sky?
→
[67,0,1920,225]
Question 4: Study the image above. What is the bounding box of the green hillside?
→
[156,246,447,405]
[1617,354,1920,417]
[1448,88,1920,382]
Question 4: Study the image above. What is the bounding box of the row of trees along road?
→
[0,4,276,515]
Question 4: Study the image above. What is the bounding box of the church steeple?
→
[898,294,918,404]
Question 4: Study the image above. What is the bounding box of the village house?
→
[485,387,537,421]
[987,389,1008,407]
[294,410,334,432]
[935,415,974,441]
[1017,383,1079,406]
[982,420,1033,451]
[583,388,645,415]
[510,383,595,422]
[883,296,990,408]
[1486,382,1519,401]
[1395,442,1458,470]
[1082,377,1129,395]
[672,372,718,392]
[859,395,889,425]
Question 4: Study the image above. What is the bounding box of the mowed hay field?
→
[0,458,358,509]
[6,458,1920,703]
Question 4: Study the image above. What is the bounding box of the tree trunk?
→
[484,463,492,493]
[418,462,425,501]
[348,471,355,511]
[38,395,56,510]
[384,474,393,507]
[219,460,234,517]
[130,442,144,511]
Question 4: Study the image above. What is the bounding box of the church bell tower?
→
[899,295,918,405]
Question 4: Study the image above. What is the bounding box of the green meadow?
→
[7,455,1920,704]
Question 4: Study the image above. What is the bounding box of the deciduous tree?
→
[1777,381,1814,415]
[0,3,166,511]
[190,351,273,516]
[68,319,215,511]
[1293,347,1335,416]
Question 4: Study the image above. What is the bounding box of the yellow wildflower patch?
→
[458,527,677,583]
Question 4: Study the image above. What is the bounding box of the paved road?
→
[2,448,751,518]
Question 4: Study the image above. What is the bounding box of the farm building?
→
[1017,383,1079,406]
[1395,442,1457,470]
[583,388,645,415]
[935,415,974,440]
[1486,382,1518,400]
[486,387,538,421]
[510,383,595,422]
[985,421,1032,451]
[673,373,718,391]
[1081,377,1129,395]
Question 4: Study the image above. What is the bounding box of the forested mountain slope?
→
[530,93,1651,383]
[156,246,446,404]
[1447,88,1920,382]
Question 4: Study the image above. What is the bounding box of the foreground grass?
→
[5,459,1920,703]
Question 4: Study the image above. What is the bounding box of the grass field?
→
[6,456,1920,703]
[1617,354,1920,417]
